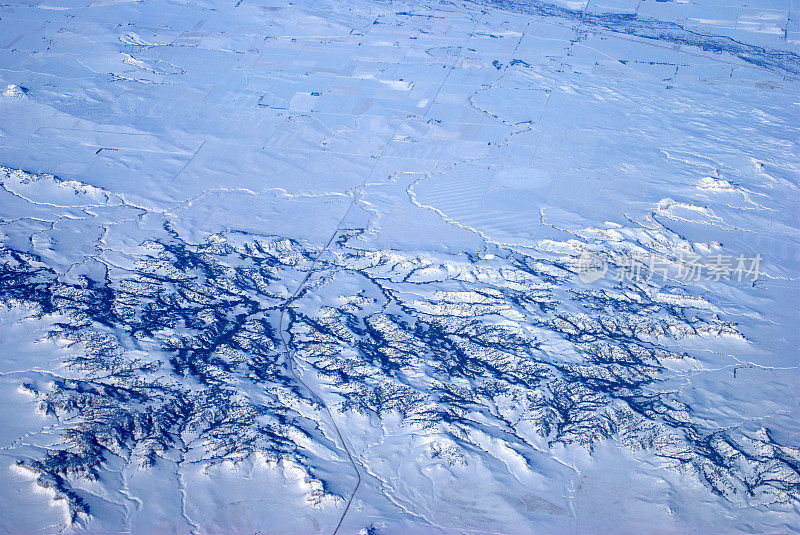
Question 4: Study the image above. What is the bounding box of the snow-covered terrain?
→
[0,0,798,533]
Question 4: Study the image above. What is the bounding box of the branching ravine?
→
[278,236,363,535]
[1,166,798,532]
[274,112,410,533]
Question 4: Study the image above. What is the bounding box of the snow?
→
[0,0,798,533]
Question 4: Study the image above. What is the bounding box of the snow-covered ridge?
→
[1,168,797,529]
[1,0,797,530]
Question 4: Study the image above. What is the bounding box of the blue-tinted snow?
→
[0,0,798,533]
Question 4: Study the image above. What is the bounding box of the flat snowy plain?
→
[0,0,798,533]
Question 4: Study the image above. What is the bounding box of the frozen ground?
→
[0,0,798,533]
